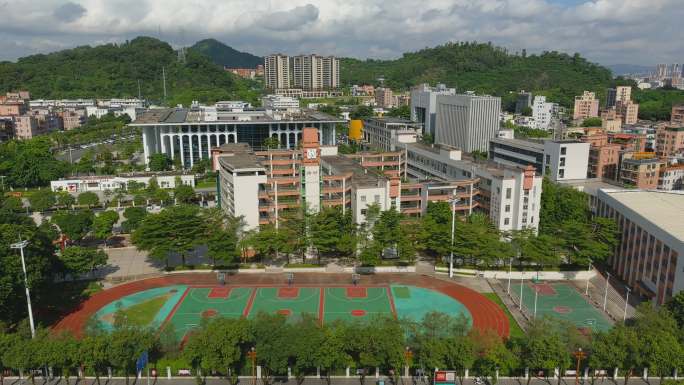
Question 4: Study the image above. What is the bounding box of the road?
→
[0,376,664,385]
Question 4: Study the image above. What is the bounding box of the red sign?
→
[435,372,446,382]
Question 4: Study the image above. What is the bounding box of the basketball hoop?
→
[352,273,360,286]
[286,272,294,286]
[217,272,226,286]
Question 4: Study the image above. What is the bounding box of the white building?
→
[264,54,291,90]
[435,93,501,153]
[261,95,300,112]
[532,96,557,130]
[404,142,542,232]
[362,117,421,151]
[131,108,343,169]
[543,140,590,181]
[410,83,456,138]
[217,148,268,230]
[215,101,252,111]
[50,173,195,193]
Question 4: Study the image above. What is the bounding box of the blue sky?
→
[0,0,682,66]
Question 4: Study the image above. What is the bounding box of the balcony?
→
[400,195,421,202]
[401,207,422,215]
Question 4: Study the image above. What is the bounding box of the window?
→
[361,209,367,215]
[374,195,380,203]
[558,169,565,179]
[360,195,366,202]
[560,157,566,167]
[560,147,567,155]
[504,218,510,225]
[505,188,511,199]
[546,155,551,163]
[505,205,510,213]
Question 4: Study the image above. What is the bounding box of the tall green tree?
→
[590,324,641,385]
[92,210,119,246]
[173,184,195,204]
[132,205,206,267]
[51,210,94,241]
[28,189,56,212]
[59,246,107,276]
[77,191,100,207]
[108,326,156,385]
[80,333,111,385]
[148,154,172,171]
[201,209,241,266]
[121,207,147,233]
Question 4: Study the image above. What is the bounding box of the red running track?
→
[53,273,509,339]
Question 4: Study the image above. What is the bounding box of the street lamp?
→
[10,239,35,338]
[247,347,257,385]
[507,257,513,294]
[623,287,631,321]
[603,272,611,312]
[404,346,413,379]
[533,280,539,319]
[448,197,459,278]
[585,259,592,296]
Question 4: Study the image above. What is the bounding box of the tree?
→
[2,334,40,385]
[0,332,18,385]
[634,304,683,382]
[582,117,603,127]
[132,205,206,266]
[253,313,292,383]
[28,189,56,212]
[52,210,94,241]
[174,184,195,204]
[290,316,325,384]
[263,137,280,150]
[92,210,119,245]
[108,326,155,385]
[521,106,533,116]
[147,153,172,171]
[44,332,80,385]
[77,191,100,207]
[59,246,107,276]
[471,329,517,385]
[350,105,374,120]
[80,333,111,385]
[520,318,571,384]
[201,209,241,266]
[317,322,352,385]
[56,192,75,208]
[590,324,640,385]
[121,207,147,233]
[665,291,684,328]
[386,105,410,120]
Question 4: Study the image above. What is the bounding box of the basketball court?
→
[511,282,612,331]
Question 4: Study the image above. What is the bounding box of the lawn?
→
[484,292,525,339]
[121,295,170,326]
[196,180,216,189]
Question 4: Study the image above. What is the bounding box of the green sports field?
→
[510,282,612,331]
[94,284,473,341]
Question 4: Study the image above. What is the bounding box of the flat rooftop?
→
[215,143,264,171]
[601,190,684,241]
[490,137,545,151]
[132,108,342,125]
[321,155,385,188]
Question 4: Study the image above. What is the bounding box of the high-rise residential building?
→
[573,91,600,121]
[617,100,639,125]
[655,126,684,157]
[435,93,501,153]
[264,54,291,90]
[596,189,684,305]
[656,64,668,79]
[532,96,557,129]
[410,83,456,138]
[515,91,532,114]
[606,88,617,108]
[375,87,394,108]
[615,86,632,105]
[320,56,340,89]
[671,104,684,126]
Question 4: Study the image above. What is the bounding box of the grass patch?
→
[196,180,216,189]
[121,295,169,326]
[484,292,525,339]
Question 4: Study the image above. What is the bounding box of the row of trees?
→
[2,301,684,385]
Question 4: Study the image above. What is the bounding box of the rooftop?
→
[131,108,342,125]
[601,190,684,241]
[490,137,545,151]
[321,154,385,188]
[215,143,264,171]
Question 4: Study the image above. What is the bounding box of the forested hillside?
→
[341,42,614,109]
[190,39,262,68]
[0,37,259,106]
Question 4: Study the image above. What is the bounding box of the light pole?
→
[603,272,611,312]
[448,197,459,278]
[585,259,592,296]
[10,239,35,338]
[507,257,513,294]
[573,348,586,385]
[519,273,524,310]
[623,287,631,321]
[247,347,257,385]
[533,281,539,319]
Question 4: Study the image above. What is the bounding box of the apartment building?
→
[658,165,684,191]
[597,189,684,305]
[403,142,542,232]
[0,118,13,142]
[601,108,622,132]
[489,137,545,175]
[532,96,558,130]
[615,86,632,105]
[543,140,590,181]
[606,88,617,109]
[655,126,684,157]
[362,117,421,151]
[619,155,662,189]
[573,91,599,121]
[264,54,291,90]
[14,115,48,139]
[411,84,456,138]
[583,133,621,180]
[617,100,639,125]
[671,104,684,126]
[61,110,87,130]
[435,93,501,153]
[515,91,532,114]
[375,88,394,108]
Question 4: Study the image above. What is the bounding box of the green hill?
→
[341,42,614,109]
[0,36,258,107]
[190,38,262,68]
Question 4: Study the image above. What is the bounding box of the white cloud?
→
[0,0,682,65]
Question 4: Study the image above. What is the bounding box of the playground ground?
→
[53,273,510,340]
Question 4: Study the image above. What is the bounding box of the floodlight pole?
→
[10,239,35,338]
[623,287,631,321]
[603,272,611,312]
[585,259,592,296]
[533,283,539,319]
[448,197,458,278]
[519,273,524,310]
[507,257,513,294]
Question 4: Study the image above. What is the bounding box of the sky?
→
[0,0,682,66]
